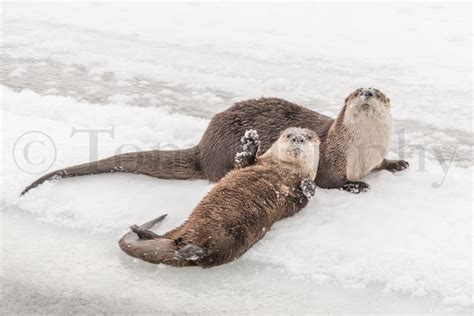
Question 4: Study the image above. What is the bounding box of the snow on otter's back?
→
[2,87,472,310]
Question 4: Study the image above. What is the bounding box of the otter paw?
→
[240,129,260,156]
[130,225,160,240]
[235,129,261,167]
[175,244,206,261]
[384,159,409,172]
[300,179,316,199]
[341,181,370,194]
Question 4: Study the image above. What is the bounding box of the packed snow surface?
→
[1,2,472,313]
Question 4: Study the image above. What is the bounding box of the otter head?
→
[343,87,391,123]
[262,127,320,179]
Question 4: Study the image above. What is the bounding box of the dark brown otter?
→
[118,128,320,268]
[21,87,408,195]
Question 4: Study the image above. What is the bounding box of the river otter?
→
[118,127,319,267]
[21,87,408,195]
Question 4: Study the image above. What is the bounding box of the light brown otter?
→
[118,127,320,268]
[21,87,408,195]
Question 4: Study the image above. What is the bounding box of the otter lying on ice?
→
[21,88,408,196]
[119,127,320,268]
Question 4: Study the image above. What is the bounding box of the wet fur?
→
[22,89,406,195]
[318,89,393,186]
[119,129,319,268]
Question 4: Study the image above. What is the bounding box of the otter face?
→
[280,127,319,159]
[344,87,391,119]
[264,127,320,178]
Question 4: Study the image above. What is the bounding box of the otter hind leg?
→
[341,181,370,194]
[129,214,167,240]
[174,244,206,261]
[130,225,161,240]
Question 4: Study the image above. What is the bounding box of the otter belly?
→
[345,117,392,181]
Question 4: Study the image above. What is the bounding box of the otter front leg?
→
[377,159,409,172]
[341,181,370,194]
[234,129,261,168]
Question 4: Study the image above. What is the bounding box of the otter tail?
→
[21,147,203,195]
[118,214,206,267]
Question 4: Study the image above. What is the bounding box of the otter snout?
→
[358,88,376,102]
[292,147,303,157]
[361,89,373,98]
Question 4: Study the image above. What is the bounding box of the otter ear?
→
[308,130,320,144]
[344,97,349,104]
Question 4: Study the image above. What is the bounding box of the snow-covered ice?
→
[1,2,472,314]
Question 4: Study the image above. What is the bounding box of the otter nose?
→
[291,135,305,144]
[361,90,373,98]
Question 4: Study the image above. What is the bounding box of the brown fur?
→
[318,88,393,187]
[21,147,204,195]
[21,88,407,195]
[118,128,319,268]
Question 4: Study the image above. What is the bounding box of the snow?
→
[2,85,472,312]
[1,2,472,314]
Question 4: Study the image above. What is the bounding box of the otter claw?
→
[301,179,316,199]
[341,181,370,194]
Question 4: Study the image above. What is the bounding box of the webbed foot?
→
[341,181,370,194]
[129,214,167,240]
[130,225,161,240]
[174,244,206,261]
[382,159,409,172]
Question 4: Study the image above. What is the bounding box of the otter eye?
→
[287,134,291,138]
